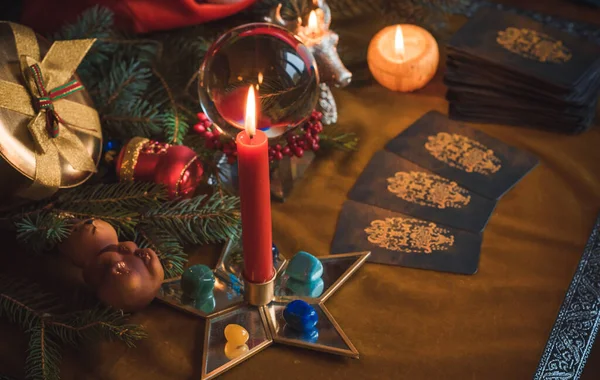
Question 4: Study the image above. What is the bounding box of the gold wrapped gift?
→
[0,22,102,201]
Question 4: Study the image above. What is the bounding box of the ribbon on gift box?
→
[0,22,101,199]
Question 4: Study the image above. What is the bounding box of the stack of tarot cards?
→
[445,8,600,134]
[331,111,539,275]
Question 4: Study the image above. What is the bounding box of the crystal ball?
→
[198,23,320,140]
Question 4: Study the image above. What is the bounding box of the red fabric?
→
[21,0,257,34]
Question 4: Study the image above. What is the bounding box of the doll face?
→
[83,242,164,311]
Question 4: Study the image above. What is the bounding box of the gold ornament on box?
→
[387,171,471,209]
[365,217,455,254]
[425,133,502,176]
[496,27,572,63]
[0,22,101,201]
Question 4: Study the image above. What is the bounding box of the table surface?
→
[1,1,600,379]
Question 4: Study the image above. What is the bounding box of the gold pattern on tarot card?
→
[424,133,501,175]
[364,217,455,254]
[496,27,572,63]
[387,171,471,209]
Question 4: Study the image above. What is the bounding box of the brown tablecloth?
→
[2,1,600,379]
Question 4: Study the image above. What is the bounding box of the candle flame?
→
[244,86,256,138]
[308,10,318,33]
[394,25,405,60]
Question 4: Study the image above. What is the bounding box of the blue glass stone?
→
[283,300,318,332]
[272,243,279,262]
[285,251,323,283]
[181,264,215,300]
[283,324,319,343]
[287,277,324,298]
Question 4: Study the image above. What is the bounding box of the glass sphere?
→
[198,23,320,139]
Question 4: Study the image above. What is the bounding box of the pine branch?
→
[135,226,187,278]
[96,59,151,112]
[53,209,137,239]
[101,98,166,139]
[15,214,71,255]
[26,322,61,380]
[0,277,61,330]
[52,6,119,82]
[57,182,168,210]
[0,274,146,379]
[52,5,114,41]
[49,307,147,348]
[141,193,241,245]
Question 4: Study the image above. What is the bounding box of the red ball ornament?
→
[116,137,203,199]
[154,145,203,199]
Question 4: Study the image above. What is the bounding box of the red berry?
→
[204,131,213,140]
[232,151,238,157]
[275,144,282,151]
[193,123,206,134]
[197,113,209,122]
[312,142,320,151]
[294,147,304,157]
[313,135,320,142]
[212,128,221,137]
[282,146,291,154]
[275,151,283,160]
[202,120,212,128]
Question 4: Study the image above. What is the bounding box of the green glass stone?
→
[181,264,215,300]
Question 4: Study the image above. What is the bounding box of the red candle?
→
[236,86,274,283]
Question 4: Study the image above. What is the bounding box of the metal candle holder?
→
[156,240,370,380]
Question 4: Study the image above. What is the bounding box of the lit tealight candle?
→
[367,24,439,92]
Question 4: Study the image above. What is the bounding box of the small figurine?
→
[60,219,165,312]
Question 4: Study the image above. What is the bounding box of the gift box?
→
[0,22,101,202]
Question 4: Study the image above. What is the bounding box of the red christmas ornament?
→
[116,137,203,199]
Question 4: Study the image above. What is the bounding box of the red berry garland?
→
[193,110,324,164]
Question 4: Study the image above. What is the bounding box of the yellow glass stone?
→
[224,342,249,360]
[224,324,249,346]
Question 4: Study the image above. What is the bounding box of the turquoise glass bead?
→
[181,264,215,299]
[287,277,324,298]
[283,300,318,332]
[285,251,323,283]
